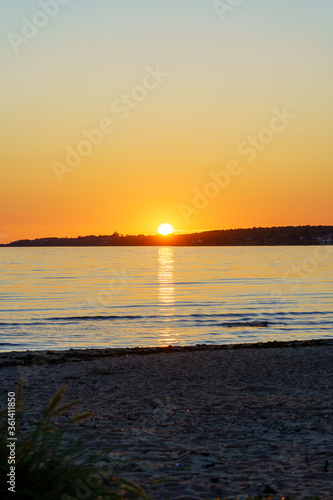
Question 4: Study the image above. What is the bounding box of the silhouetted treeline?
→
[1,226,333,247]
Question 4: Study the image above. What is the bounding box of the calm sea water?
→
[0,246,332,352]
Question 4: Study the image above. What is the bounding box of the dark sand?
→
[1,339,333,499]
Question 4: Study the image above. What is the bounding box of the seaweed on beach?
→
[0,378,147,499]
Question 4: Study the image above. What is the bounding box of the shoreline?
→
[1,337,333,368]
[1,224,333,247]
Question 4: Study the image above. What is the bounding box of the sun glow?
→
[158,223,174,236]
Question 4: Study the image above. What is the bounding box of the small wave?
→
[1,310,331,327]
[189,313,247,318]
[47,314,144,321]
[0,321,48,326]
[46,313,267,323]
[266,311,333,317]
[217,320,270,328]
[0,322,23,326]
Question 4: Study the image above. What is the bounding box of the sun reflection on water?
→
[158,247,176,345]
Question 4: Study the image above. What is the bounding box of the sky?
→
[1,0,333,243]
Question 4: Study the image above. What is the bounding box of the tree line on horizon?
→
[1,225,333,247]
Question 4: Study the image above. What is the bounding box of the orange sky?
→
[1,1,333,244]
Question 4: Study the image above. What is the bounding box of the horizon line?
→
[2,224,333,246]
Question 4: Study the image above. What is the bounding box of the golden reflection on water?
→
[158,247,176,345]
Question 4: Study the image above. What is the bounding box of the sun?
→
[158,223,174,236]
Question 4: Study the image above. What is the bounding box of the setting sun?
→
[158,223,174,236]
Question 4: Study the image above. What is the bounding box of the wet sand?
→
[1,339,333,499]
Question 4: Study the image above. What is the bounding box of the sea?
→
[0,246,332,352]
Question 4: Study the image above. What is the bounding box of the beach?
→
[1,339,333,499]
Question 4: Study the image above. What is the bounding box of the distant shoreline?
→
[1,224,333,247]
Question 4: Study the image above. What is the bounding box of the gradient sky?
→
[1,0,333,243]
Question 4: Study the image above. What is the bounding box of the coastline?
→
[1,339,333,498]
[2,224,333,247]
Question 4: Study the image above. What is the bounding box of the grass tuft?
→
[0,378,147,500]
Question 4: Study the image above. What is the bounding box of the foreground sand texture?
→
[1,340,333,499]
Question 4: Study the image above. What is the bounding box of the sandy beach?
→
[1,339,333,499]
